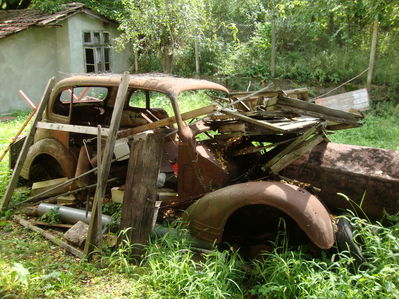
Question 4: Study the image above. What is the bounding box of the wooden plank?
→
[266,99,361,125]
[117,104,217,138]
[315,89,369,112]
[277,119,321,131]
[270,96,361,122]
[36,122,110,136]
[84,72,130,258]
[0,77,55,211]
[220,109,286,132]
[14,215,83,258]
[262,124,322,172]
[119,132,164,258]
[0,109,36,162]
[270,133,325,174]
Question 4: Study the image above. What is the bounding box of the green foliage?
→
[248,215,399,298]
[117,0,211,73]
[29,0,123,19]
[37,207,61,224]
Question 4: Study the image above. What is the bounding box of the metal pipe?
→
[37,203,112,227]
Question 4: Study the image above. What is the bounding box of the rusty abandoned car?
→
[5,73,399,256]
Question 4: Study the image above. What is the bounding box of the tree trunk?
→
[367,19,379,90]
[271,18,277,78]
[161,45,174,74]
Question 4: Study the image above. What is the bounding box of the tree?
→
[1,0,31,9]
[116,0,211,73]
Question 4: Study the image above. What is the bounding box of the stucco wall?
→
[66,13,131,75]
[0,13,131,115]
[0,27,57,113]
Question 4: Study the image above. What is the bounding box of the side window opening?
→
[120,90,172,128]
[55,87,109,125]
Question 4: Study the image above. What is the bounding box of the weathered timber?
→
[14,215,83,258]
[36,122,110,136]
[262,124,322,172]
[117,104,218,138]
[84,72,130,258]
[32,221,73,229]
[119,132,164,258]
[270,133,325,174]
[0,78,55,211]
[315,89,369,112]
[266,96,361,125]
[220,109,286,132]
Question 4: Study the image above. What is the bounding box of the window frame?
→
[82,31,111,73]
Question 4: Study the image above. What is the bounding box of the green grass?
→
[329,103,399,150]
[0,104,398,298]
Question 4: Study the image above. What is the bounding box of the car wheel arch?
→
[21,138,76,180]
[183,181,335,250]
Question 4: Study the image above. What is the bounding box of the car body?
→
[20,73,338,251]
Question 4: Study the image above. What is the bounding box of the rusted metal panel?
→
[283,142,399,219]
[183,181,334,249]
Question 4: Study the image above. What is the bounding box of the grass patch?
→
[330,102,399,150]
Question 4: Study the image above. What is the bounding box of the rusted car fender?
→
[21,138,76,180]
[183,181,334,249]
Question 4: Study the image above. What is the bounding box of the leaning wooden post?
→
[84,72,130,258]
[119,131,164,259]
[0,77,55,211]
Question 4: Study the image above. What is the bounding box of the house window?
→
[83,31,111,73]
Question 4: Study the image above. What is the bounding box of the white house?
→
[0,2,131,114]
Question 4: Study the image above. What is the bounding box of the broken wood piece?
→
[64,221,89,247]
[117,104,218,138]
[270,133,325,174]
[14,215,83,259]
[56,194,77,206]
[32,221,73,229]
[266,96,361,125]
[0,77,55,211]
[31,177,69,197]
[36,122,110,136]
[220,109,286,132]
[119,132,164,258]
[262,124,323,172]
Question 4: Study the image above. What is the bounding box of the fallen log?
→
[14,215,83,258]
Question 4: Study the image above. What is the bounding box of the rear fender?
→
[183,181,334,249]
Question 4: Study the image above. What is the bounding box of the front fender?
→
[21,138,76,180]
[183,181,334,249]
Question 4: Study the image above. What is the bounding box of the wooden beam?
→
[0,109,36,162]
[270,133,325,174]
[14,215,83,259]
[0,77,55,211]
[262,124,322,172]
[267,96,361,125]
[117,104,217,138]
[84,72,130,258]
[36,122,110,136]
[220,108,286,132]
[119,132,164,259]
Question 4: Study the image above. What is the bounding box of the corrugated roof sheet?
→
[0,2,108,39]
